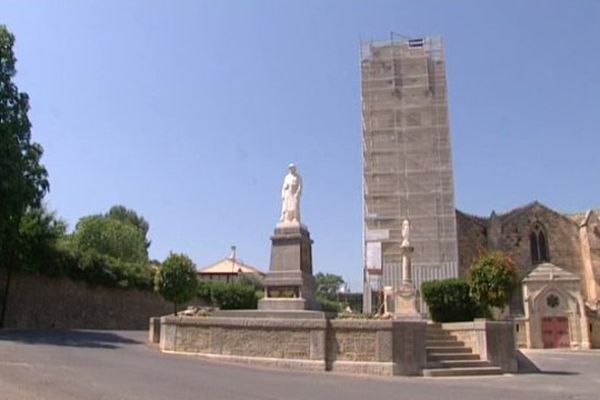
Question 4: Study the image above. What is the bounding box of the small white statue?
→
[401,218,411,247]
[280,163,303,223]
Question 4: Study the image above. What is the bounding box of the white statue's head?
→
[288,163,297,173]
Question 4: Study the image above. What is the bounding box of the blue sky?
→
[3,1,600,291]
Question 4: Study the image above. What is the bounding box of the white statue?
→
[280,163,302,223]
[401,218,411,247]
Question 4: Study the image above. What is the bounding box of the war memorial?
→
[153,163,518,377]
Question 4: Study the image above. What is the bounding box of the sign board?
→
[365,229,389,242]
[366,241,382,270]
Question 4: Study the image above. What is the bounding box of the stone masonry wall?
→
[160,316,327,371]
[160,317,428,376]
[0,271,178,329]
[455,210,488,277]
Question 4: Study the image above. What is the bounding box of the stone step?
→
[422,366,503,377]
[425,340,463,347]
[429,360,492,368]
[427,353,481,361]
[426,333,454,339]
[426,346,472,354]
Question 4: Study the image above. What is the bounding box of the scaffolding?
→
[361,36,459,314]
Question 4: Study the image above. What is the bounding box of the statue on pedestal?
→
[259,163,318,311]
[401,218,411,247]
[280,163,302,224]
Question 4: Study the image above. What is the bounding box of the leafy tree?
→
[468,251,518,311]
[314,272,346,313]
[70,215,148,264]
[421,278,482,322]
[17,207,68,276]
[106,205,151,249]
[63,207,154,289]
[155,253,198,315]
[315,272,345,300]
[0,26,50,327]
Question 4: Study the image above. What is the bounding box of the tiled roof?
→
[198,257,265,276]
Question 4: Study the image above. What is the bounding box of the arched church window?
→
[530,223,549,264]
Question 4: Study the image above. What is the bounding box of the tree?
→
[154,253,198,315]
[16,207,67,276]
[106,205,151,249]
[70,215,148,264]
[66,212,152,289]
[468,251,518,312]
[315,272,345,300]
[315,272,346,313]
[0,26,49,327]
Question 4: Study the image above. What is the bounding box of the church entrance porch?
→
[541,316,570,348]
[521,263,591,349]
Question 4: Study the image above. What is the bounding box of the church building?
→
[456,202,600,349]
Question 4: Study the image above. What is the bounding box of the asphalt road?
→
[0,330,599,400]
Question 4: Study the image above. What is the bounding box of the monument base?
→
[260,224,319,311]
[258,298,308,311]
[393,283,421,320]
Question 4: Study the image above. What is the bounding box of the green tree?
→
[315,272,346,313]
[70,215,148,264]
[154,253,198,315]
[17,207,68,276]
[315,272,345,300]
[0,26,50,327]
[106,205,151,249]
[468,251,518,312]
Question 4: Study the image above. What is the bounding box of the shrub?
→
[197,280,258,310]
[468,251,518,311]
[421,278,482,322]
[317,296,341,313]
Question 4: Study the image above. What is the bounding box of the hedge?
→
[421,278,482,322]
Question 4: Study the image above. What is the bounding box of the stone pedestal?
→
[393,245,420,319]
[258,223,319,311]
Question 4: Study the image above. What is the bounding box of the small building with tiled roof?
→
[197,246,265,283]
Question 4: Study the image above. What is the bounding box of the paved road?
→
[0,330,599,400]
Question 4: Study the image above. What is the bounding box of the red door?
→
[541,316,570,348]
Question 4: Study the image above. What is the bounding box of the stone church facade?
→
[455,202,600,349]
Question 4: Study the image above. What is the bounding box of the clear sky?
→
[3,1,600,291]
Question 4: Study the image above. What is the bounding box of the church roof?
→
[198,257,265,276]
[566,208,600,226]
[523,263,579,283]
[457,201,599,228]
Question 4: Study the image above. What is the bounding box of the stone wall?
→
[327,320,426,376]
[455,210,488,277]
[160,316,326,371]
[514,318,527,348]
[589,315,600,348]
[159,316,427,376]
[0,271,178,329]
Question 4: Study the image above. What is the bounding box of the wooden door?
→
[541,316,570,348]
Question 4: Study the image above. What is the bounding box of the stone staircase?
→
[423,323,503,377]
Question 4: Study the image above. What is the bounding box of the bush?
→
[468,251,518,311]
[197,280,258,310]
[317,296,341,313]
[421,279,482,322]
